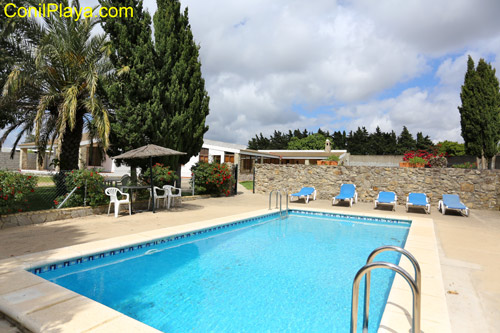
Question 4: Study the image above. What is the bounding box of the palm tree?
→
[1,0,111,170]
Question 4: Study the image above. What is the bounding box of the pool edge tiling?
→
[0,208,452,333]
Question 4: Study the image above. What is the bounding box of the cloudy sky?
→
[4,0,500,148]
[157,0,500,145]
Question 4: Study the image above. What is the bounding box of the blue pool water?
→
[34,211,410,332]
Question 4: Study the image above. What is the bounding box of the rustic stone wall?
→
[255,164,500,210]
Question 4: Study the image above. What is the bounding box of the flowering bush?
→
[54,169,107,208]
[191,162,234,196]
[403,149,447,167]
[0,171,37,215]
[141,163,177,187]
[428,156,448,168]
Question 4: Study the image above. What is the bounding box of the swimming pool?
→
[31,210,410,332]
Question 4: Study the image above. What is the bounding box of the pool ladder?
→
[269,189,288,219]
[351,246,421,333]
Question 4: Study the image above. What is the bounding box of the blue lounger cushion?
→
[377,191,396,203]
[442,194,467,210]
[291,187,315,197]
[335,184,356,200]
[408,193,428,206]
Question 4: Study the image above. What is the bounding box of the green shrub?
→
[141,163,177,187]
[191,162,234,196]
[408,157,427,165]
[327,155,340,162]
[54,169,106,208]
[0,171,37,214]
[452,162,477,169]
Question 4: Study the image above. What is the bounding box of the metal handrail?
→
[282,188,289,217]
[350,247,421,333]
[268,189,289,219]
[363,246,421,332]
[269,190,278,210]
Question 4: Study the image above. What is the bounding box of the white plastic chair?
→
[105,187,131,218]
[148,186,169,209]
[163,185,182,209]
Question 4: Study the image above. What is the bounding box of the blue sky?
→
[3,0,500,148]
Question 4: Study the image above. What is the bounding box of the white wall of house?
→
[181,154,199,178]
[180,143,242,178]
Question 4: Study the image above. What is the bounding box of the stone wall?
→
[255,164,500,210]
[0,152,19,170]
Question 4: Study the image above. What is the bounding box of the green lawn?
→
[37,176,55,186]
[23,186,60,212]
[239,181,254,190]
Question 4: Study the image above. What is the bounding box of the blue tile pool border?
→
[29,210,411,275]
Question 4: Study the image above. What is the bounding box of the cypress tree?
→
[459,56,500,169]
[153,0,210,168]
[100,0,159,176]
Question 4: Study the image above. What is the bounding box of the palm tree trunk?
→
[59,112,85,171]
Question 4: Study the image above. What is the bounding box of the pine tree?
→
[384,131,398,154]
[397,126,416,154]
[153,0,210,168]
[331,131,346,149]
[369,126,385,155]
[416,132,434,151]
[459,56,500,169]
[248,133,270,150]
[347,127,370,154]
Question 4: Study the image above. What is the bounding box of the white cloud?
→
[351,0,500,55]
[180,0,445,144]
[53,0,500,147]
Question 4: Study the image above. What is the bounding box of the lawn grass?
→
[239,181,253,190]
[23,186,60,212]
[37,176,55,186]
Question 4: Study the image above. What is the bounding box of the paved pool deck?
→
[0,189,498,332]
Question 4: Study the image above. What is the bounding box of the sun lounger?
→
[374,191,397,211]
[332,184,357,207]
[406,193,430,214]
[290,187,316,203]
[438,194,469,217]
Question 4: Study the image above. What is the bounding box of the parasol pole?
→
[150,156,155,213]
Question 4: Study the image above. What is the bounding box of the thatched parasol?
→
[113,144,186,213]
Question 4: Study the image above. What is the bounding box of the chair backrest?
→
[148,186,163,196]
[408,193,428,204]
[163,185,173,195]
[105,187,120,203]
[340,184,356,197]
[120,175,130,186]
[443,194,460,204]
[300,187,315,195]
